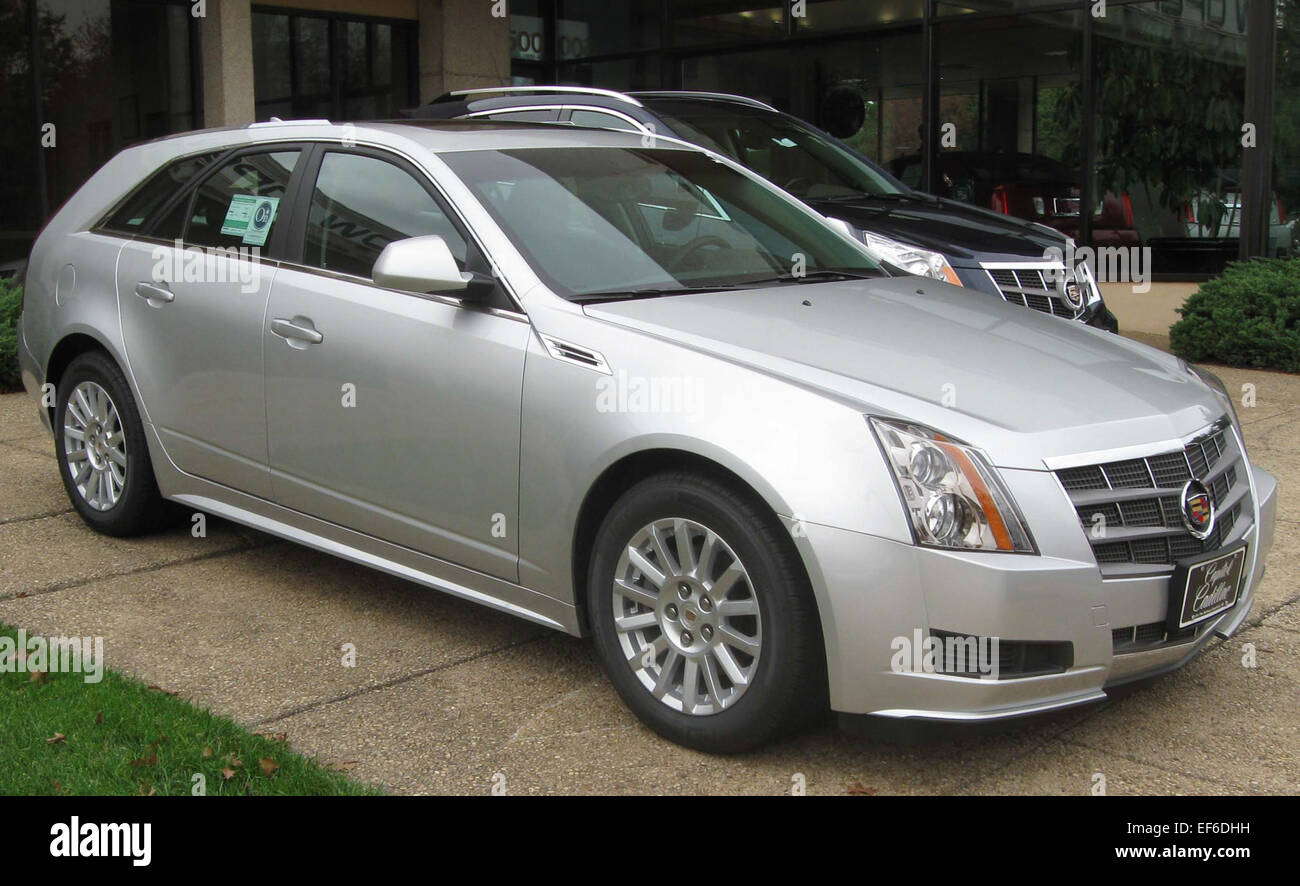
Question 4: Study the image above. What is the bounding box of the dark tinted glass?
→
[485,109,561,123]
[303,152,467,279]
[101,152,221,234]
[185,151,300,249]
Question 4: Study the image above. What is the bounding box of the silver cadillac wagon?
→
[17,119,1276,752]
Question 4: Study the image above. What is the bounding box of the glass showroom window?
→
[251,10,417,122]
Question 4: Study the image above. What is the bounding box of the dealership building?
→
[3,0,1296,324]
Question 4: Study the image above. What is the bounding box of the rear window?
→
[100,152,222,234]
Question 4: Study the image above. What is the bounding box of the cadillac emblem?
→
[1062,279,1084,311]
[1180,479,1216,540]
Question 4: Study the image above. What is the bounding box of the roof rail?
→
[437,86,644,107]
[249,117,332,127]
[627,91,779,113]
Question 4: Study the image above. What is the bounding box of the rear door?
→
[262,145,530,581]
[116,146,305,498]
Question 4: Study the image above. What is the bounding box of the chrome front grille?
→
[983,264,1080,318]
[1055,421,1254,576]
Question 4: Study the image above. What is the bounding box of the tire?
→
[588,471,825,753]
[54,350,167,536]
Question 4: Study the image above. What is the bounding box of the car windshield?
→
[647,104,909,201]
[440,146,883,301]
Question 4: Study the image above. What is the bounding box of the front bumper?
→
[794,465,1276,721]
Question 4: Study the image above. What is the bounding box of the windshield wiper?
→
[744,268,882,286]
[571,284,738,303]
[819,192,912,202]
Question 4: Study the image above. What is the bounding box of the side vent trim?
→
[539,334,612,375]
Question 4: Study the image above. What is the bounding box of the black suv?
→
[405,87,1118,332]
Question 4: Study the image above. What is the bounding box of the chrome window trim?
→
[271,258,530,323]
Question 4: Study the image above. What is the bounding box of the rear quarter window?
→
[99,152,223,235]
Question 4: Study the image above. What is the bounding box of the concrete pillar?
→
[418,0,511,104]
[202,0,256,127]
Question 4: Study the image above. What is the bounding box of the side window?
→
[184,150,301,249]
[100,152,222,234]
[481,109,559,123]
[302,151,468,279]
[568,109,641,133]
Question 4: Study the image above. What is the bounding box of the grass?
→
[0,622,378,795]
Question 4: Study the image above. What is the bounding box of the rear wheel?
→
[588,471,824,753]
[55,351,166,536]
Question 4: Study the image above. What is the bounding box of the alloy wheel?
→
[62,380,128,512]
[611,517,763,715]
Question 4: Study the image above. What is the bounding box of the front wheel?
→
[588,472,824,753]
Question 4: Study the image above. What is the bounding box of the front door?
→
[263,148,529,581]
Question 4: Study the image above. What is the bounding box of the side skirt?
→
[144,425,579,635]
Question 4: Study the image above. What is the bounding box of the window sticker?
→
[220,194,280,246]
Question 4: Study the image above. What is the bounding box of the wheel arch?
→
[569,447,813,636]
[44,330,121,424]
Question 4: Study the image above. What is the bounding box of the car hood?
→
[807,194,1063,264]
[582,277,1225,470]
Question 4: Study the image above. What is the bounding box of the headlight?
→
[1073,259,1102,306]
[856,228,962,285]
[1186,362,1242,431]
[869,417,1035,553]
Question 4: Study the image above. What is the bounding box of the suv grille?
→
[982,264,1080,318]
[1055,421,1253,575]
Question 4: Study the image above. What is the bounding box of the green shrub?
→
[1170,258,1300,373]
[0,278,23,392]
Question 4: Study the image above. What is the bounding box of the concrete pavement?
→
[1,361,1296,795]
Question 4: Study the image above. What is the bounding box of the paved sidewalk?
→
[1,362,1296,795]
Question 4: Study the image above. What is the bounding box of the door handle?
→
[271,317,324,346]
[134,281,175,304]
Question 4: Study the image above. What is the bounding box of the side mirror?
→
[372,235,473,294]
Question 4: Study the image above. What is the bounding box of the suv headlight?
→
[869,417,1035,553]
[1073,259,1102,306]
[1185,363,1244,440]
[838,223,961,285]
